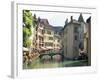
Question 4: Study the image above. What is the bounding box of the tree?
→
[23,10,32,47]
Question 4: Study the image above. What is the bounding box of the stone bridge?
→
[39,53,64,62]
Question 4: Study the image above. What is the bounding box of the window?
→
[58,40,60,42]
[74,35,78,40]
[47,31,51,34]
[49,37,53,40]
[45,42,53,46]
[57,44,59,47]
[74,27,78,33]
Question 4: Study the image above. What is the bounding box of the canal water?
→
[23,57,88,69]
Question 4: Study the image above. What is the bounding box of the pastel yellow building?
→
[44,25,54,49]
[53,33,61,50]
[32,17,62,52]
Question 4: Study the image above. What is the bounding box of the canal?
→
[23,56,88,69]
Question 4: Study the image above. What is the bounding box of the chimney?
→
[71,16,73,22]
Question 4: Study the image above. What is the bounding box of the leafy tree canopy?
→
[23,10,32,47]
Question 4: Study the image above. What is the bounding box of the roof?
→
[52,26,63,33]
[63,19,81,32]
[78,13,85,22]
[86,17,91,23]
[72,19,80,24]
[37,18,63,33]
[45,24,54,30]
[39,18,54,31]
[40,19,49,25]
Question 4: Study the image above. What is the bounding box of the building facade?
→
[63,16,80,59]
[35,18,45,51]
[53,33,61,51]
[86,17,91,65]
[78,13,86,49]
[62,14,91,60]
[32,16,62,53]
[44,24,54,50]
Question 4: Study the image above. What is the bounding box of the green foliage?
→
[23,38,31,47]
[23,10,32,47]
[23,27,32,37]
[23,10,32,27]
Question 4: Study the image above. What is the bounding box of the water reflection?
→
[23,49,88,69]
[23,56,88,69]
